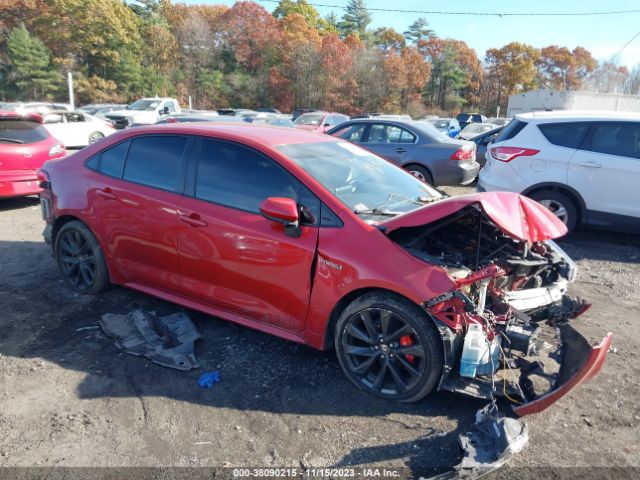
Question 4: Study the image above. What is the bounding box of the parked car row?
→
[327,118,478,186]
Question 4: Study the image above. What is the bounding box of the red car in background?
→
[39,124,610,415]
[0,111,65,198]
[293,111,349,133]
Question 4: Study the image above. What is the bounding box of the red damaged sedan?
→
[39,124,611,414]
[0,111,65,198]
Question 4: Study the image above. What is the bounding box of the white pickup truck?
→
[104,97,181,129]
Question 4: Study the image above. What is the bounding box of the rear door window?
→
[538,122,590,149]
[495,119,527,142]
[333,123,367,141]
[588,122,640,158]
[123,136,188,191]
[0,120,49,144]
[194,139,320,222]
[366,124,415,144]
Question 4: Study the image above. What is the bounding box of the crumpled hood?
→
[379,191,568,242]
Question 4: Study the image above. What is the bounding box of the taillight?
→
[49,143,65,157]
[450,144,475,161]
[37,169,51,189]
[490,146,540,162]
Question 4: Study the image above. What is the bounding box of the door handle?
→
[96,187,116,200]
[395,147,407,153]
[579,161,602,168]
[179,213,208,228]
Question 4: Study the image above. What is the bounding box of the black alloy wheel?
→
[335,293,443,402]
[55,221,110,294]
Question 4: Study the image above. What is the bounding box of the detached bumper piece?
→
[429,404,529,480]
[513,323,612,416]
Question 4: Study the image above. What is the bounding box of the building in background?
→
[507,89,640,117]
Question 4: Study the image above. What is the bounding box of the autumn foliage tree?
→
[537,45,597,90]
[484,42,540,113]
[0,0,619,115]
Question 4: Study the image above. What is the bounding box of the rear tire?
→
[55,221,110,294]
[529,190,578,233]
[334,292,443,403]
[405,165,434,185]
[88,131,104,144]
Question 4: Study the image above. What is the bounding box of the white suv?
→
[478,111,640,233]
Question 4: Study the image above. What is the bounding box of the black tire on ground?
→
[334,291,443,403]
[529,189,579,233]
[55,220,110,294]
[405,165,434,185]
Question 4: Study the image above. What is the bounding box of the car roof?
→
[516,110,640,121]
[126,123,340,146]
[0,110,43,123]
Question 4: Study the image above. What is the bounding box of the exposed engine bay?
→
[388,204,611,416]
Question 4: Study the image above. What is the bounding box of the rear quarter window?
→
[538,122,590,149]
[0,120,49,144]
[495,119,527,142]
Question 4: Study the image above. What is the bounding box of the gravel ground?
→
[0,189,639,478]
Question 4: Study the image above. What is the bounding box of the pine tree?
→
[404,18,434,44]
[338,0,372,38]
[7,25,61,99]
[114,49,143,100]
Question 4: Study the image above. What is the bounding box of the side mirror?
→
[162,106,169,115]
[259,197,301,237]
[323,123,331,127]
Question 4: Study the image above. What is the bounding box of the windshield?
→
[414,121,449,140]
[427,119,452,129]
[460,123,494,137]
[277,141,442,218]
[126,100,160,111]
[0,120,49,144]
[294,114,325,126]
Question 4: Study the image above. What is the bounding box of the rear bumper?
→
[435,161,481,186]
[513,324,612,416]
[0,171,41,198]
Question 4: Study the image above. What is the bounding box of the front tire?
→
[55,221,110,294]
[529,190,578,233]
[334,292,443,403]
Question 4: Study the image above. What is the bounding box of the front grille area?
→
[106,116,131,129]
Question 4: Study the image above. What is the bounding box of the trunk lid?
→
[0,113,55,171]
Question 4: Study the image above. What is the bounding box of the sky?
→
[180,0,640,67]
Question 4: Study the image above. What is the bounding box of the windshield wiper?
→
[353,207,402,216]
[0,137,24,144]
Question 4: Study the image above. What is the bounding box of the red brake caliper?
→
[399,335,415,363]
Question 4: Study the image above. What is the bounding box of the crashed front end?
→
[384,192,611,416]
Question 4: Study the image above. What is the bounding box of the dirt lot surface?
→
[1,188,639,478]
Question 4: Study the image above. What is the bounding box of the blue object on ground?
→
[198,371,220,388]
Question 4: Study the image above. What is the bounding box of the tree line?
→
[1,0,638,115]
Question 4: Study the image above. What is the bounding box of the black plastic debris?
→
[455,404,529,477]
[100,309,200,370]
